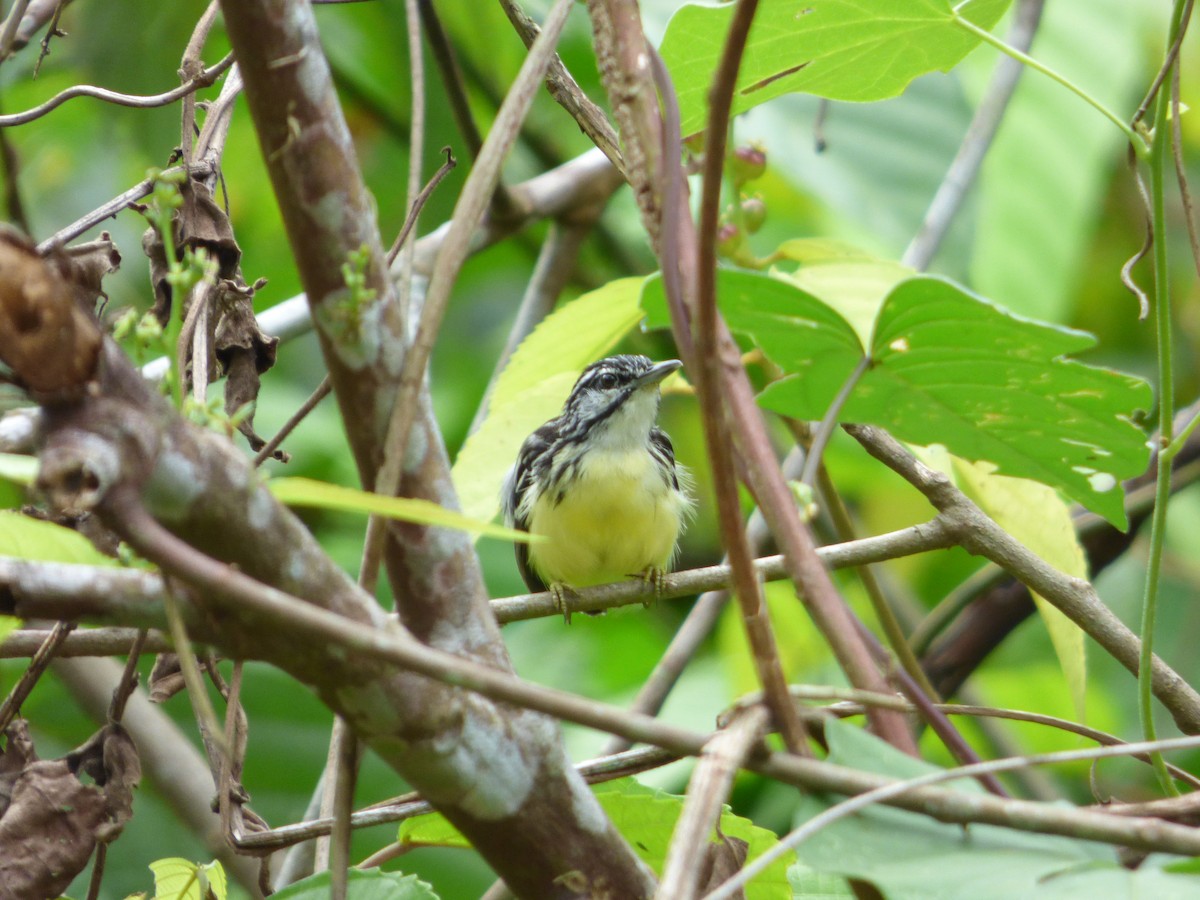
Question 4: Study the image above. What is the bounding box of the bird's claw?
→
[638,567,667,610]
[550,583,576,625]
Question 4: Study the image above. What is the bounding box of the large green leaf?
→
[793,720,1200,899]
[451,277,646,524]
[660,0,1011,136]
[397,778,794,899]
[752,274,1151,527]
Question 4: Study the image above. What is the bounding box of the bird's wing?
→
[649,427,680,489]
[504,422,556,594]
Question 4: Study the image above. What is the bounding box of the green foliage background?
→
[0,0,1198,896]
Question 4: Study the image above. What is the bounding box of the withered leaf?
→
[144,177,241,326]
[53,231,122,313]
[215,280,281,457]
[697,828,749,898]
[0,226,102,401]
[0,720,38,817]
[0,723,140,900]
[149,651,186,703]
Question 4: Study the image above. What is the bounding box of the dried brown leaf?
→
[53,231,122,312]
[0,226,102,401]
[0,723,140,900]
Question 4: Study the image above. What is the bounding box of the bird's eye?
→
[595,372,619,390]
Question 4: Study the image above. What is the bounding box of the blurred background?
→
[1,0,1198,895]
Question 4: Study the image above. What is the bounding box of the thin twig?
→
[84,844,106,900]
[385,148,456,267]
[1129,0,1194,127]
[708,731,1200,899]
[786,685,1200,790]
[33,0,67,77]
[260,743,678,854]
[0,52,234,127]
[179,1,222,174]
[1,627,170,658]
[692,0,812,756]
[1,521,958,630]
[217,661,246,851]
[0,620,74,730]
[799,356,870,489]
[499,0,625,178]
[659,705,768,900]
[0,0,32,61]
[328,727,359,899]
[107,629,148,722]
[34,160,213,254]
[417,0,484,160]
[253,376,332,467]
[391,0,430,282]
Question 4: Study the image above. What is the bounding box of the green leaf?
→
[753,275,1151,528]
[795,723,1200,899]
[777,253,913,346]
[951,459,1088,721]
[399,778,794,899]
[266,477,537,543]
[148,858,226,900]
[0,511,119,566]
[660,0,1012,136]
[397,812,469,850]
[0,453,36,487]
[271,870,438,900]
[451,276,646,524]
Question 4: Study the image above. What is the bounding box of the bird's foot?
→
[637,566,667,610]
[550,583,578,625]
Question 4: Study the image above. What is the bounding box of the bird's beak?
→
[633,359,683,389]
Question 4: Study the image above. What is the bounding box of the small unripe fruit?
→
[740,195,766,234]
[728,143,767,187]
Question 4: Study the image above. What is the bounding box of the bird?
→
[502,354,693,621]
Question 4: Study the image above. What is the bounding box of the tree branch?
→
[848,424,1200,735]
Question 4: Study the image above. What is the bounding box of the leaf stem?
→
[951,12,1148,159]
[1138,0,1191,798]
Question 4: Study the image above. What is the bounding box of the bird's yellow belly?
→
[527,450,684,588]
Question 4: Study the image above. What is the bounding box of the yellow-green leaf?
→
[0,453,36,487]
[452,276,646,524]
[148,858,227,900]
[0,511,118,567]
[267,477,538,543]
[951,458,1088,720]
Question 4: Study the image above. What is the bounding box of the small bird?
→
[502,355,693,621]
